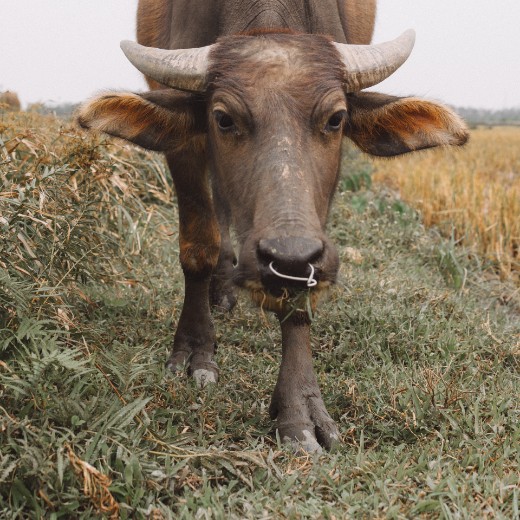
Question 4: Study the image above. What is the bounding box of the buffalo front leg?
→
[165,149,220,387]
[269,313,340,452]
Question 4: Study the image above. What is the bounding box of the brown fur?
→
[249,284,328,314]
[339,0,376,44]
[134,0,376,60]
[346,92,469,156]
[208,32,345,104]
[137,0,172,50]
[177,183,221,275]
[240,27,297,36]
[77,91,206,151]
[137,0,173,89]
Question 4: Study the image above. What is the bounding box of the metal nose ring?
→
[268,262,318,287]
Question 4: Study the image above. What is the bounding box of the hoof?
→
[192,368,218,388]
[187,352,219,387]
[166,350,219,388]
[165,350,190,375]
[209,275,237,312]
[283,430,323,454]
[272,396,341,452]
[210,290,237,313]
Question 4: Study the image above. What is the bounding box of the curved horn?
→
[333,29,416,92]
[120,40,214,92]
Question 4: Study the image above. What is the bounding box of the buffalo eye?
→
[214,110,235,132]
[325,111,346,132]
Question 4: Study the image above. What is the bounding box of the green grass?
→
[1,111,519,519]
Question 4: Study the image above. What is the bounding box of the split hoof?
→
[192,368,218,388]
[283,429,323,454]
[165,350,190,375]
[210,290,237,313]
[166,350,219,388]
[273,397,341,452]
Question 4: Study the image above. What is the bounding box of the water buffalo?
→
[0,91,21,111]
[78,0,468,452]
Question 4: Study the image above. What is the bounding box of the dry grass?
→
[372,126,520,284]
[0,110,172,337]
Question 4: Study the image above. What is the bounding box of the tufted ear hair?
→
[345,92,469,157]
[77,89,206,151]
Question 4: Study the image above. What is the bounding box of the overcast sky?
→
[1,0,519,109]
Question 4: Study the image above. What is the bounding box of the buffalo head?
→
[78,31,468,310]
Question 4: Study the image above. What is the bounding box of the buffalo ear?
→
[345,92,469,157]
[77,90,206,151]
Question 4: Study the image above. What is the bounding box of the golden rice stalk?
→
[67,446,119,519]
[372,126,520,283]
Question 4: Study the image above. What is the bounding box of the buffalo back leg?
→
[209,180,237,312]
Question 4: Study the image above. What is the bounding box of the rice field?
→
[372,126,520,284]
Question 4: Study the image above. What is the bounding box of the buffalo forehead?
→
[210,34,344,91]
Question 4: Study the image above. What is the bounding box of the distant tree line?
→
[454,106,520,127]
[10,97,520,127]
[27,102,80,118]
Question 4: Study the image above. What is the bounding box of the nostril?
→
[257,237,324,274]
